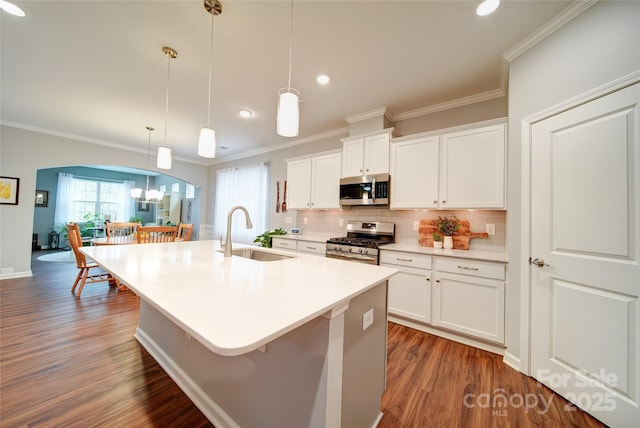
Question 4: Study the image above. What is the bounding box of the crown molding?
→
[345,107,392,124]
[503,0,598,63]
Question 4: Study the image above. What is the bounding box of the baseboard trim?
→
[134,327,240,428]
[388,316,506,356]
[0,270,33,280]
[502,350,521,372]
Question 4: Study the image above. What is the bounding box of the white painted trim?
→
[503,0,598,62]
[391,117,507,143]
[391,89,505,122]
[345,106,392,124]
[502,351,521,372]
[388,317,506,356]
[518,70,640,377]
[0,270,33,280]
[135,327,240,428]
[284,148,342,163]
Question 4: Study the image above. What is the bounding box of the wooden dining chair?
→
[136,226,178,244]
[177,223,194,241]
[105,221,140,238]
[66,223,121,296]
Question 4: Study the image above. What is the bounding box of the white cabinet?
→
[432,258,505,344]
[272,237,326,256]
[389,135,439,209]
[286,151,341,209]
[390,120,506,210]
[380,249,506,345]
[341,129,397,177]
[156,192,181,225]
[380,251,432,323]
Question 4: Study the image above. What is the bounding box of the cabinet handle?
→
[425,277,430,282]
[359,169,363,173]
[442,200,447,204]
[366,168,370,172]
[306,246,317,250]
[435,279,440,283]
[457,265,479,271]
[396,257,413,262]
[433,200,438,204]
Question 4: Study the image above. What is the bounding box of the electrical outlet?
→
[486,224,496,236]
[339,218,344,227]
[413,221,419,231]
[303,217,308,225]
[285,217,293,224]
[362,308,374,331]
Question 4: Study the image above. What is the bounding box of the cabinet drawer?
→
[297,241,326,255]
[272,238,296,250]
[380,251,431,270]
[435,257,505,280]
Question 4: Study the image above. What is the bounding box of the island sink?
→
[218,248,294,262]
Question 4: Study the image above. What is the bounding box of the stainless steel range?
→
[325,221,395,265]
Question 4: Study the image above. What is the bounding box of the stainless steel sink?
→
[219,248,294,262]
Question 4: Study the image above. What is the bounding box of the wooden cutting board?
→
[418,219,488,250]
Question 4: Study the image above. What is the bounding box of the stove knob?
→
[347,247,353,253]
[362,248,368,255]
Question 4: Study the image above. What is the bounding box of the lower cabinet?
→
[272,237,326,256]
[381,250,506,346]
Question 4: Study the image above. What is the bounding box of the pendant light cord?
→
[207,10,215,127]
[164,54,171,147]
[145,127,153,192]
[287,0,293,91]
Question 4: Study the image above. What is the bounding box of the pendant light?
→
[157,46,177,170]
[276,0,300,137]
[198,0,222,158]
[131,126,165,202]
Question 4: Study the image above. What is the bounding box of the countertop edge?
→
[381,243,508,263]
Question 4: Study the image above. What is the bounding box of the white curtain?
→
[121,180,136,222]
[53,172,73,227]
[214,162,269,244]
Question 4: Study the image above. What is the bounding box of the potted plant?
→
[437,216,460,250]
[432,233,443,249]
[254,228,287,248]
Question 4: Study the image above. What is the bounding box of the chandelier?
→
[130,126,165,202]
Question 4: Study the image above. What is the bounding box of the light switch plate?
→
[413,221,419,231]
[303,217,308,225]
[339,218,344,227]
[486,224,495,236]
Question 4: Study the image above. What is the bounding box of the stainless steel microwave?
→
[339,173,389,206]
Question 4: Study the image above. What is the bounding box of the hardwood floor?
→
[0,252,605,427]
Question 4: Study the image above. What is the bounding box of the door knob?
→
[531,257,548,267]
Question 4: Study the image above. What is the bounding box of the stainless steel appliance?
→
[339,174,389,207]
[326,221,395,265]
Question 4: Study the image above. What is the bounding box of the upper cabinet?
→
[286,151,341,210]
[390,119,506,210]
[341,128,399,178]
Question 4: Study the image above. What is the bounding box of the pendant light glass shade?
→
[131,126,164,203]
[130,187,143,199]
[198,127,217,158]
[277,89,300,137]
[157,146,172,169]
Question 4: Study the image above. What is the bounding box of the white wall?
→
[506,0,640,363]
[0,125,208,277]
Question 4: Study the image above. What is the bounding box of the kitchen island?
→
[81,240,397,428]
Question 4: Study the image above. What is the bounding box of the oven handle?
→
[326,251,378,264]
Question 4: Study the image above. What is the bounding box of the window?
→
[214,162,269,244]
[69,178,127,222]
[185,183,195,199]
[172,183,180,193]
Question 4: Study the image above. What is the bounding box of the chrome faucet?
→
[224,206,253,257]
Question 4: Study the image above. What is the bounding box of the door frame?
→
[518,70,640,376]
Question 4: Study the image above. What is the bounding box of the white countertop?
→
[273,233,335,243]
[381,243,508,263]
[81,241,397,357]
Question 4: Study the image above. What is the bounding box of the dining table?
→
[91,235,183,246]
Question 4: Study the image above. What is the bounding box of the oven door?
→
[326,250,378,265]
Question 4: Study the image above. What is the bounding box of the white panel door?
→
[386,268,431,323]
[530,83,640,427]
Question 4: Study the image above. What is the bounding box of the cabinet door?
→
[385,266,431,323]
[286,158,312,209]
[440,123,506,209]
[432,272,505,343]
[364,133,390,175]
[342,137,364,177]
[311,153,341,209]
[296,240,326,255]
[390,136,439,209]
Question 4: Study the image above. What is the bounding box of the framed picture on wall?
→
[0,176,20,205]
[35,190,48,207]
[138,201,149,211]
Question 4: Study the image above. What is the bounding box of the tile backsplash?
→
[285,208,506,252]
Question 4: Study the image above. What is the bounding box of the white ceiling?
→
[1,0,571,165]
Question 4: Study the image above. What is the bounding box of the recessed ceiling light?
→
[476,0,500,16]
[239,109,253,118]
[0,0,25,17]
[316,74,331,85]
